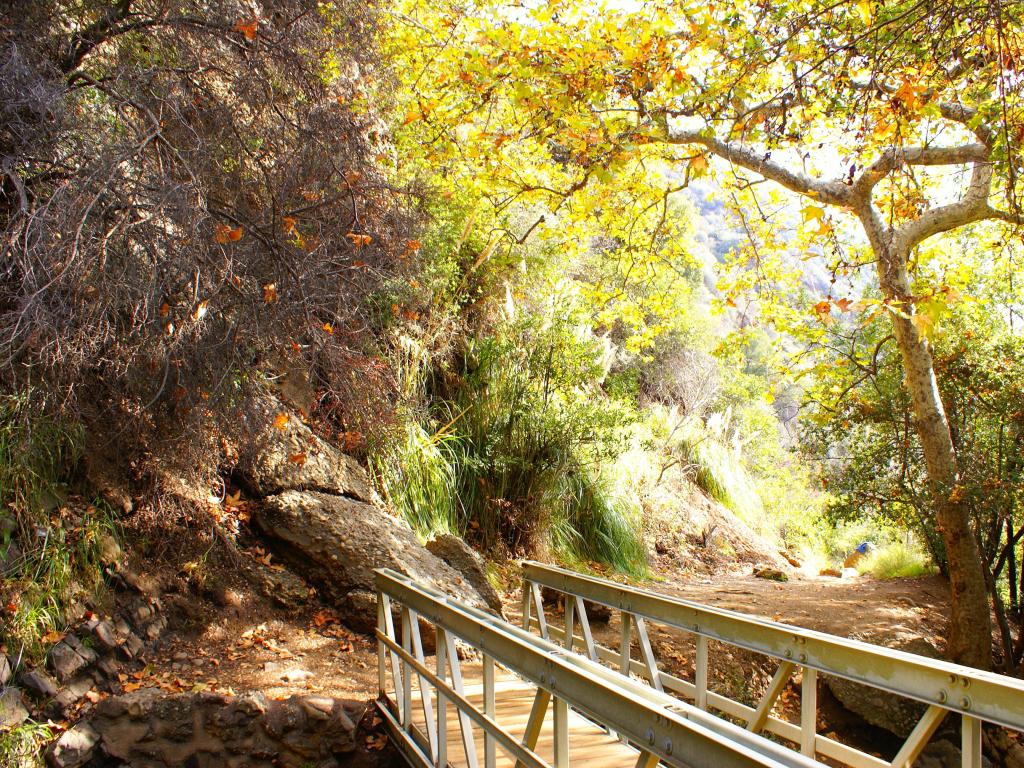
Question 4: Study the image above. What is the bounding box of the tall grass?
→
[373,419,462,540]
[549,472,647,577]
[667,412,765,528]
[376,329,647,576]
[0,392,117,660]
[857,541,936,579]
[0,392,82,534]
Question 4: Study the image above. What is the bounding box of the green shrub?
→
[0,720,52,768]
[0,392,82,533]
[857,542,936,579]
[377,311,647,576]
[1,501,118,661]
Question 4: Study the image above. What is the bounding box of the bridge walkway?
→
[374,564,1024,768]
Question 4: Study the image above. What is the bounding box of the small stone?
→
[141,615,166,640]
[46,722,99,768]
[96,656,121,678]
[120,632,144,659]
[92,620,119,650]
[298,696,335,720]
[48,675,97,718]
[49,641,90,682]
[98,533,121,566]
[0,653,12,685]
[130,602,154,625]
[263,661,281,673]
[280,668,314,683]
[0,688,29,729]
[173,651,190,662]
[753,567,788,582]
[21,668,59,699]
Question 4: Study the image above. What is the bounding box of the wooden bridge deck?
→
[406,660,643,768]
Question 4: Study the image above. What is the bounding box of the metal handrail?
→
[376,567,827,768]
[522,561,1024,731]
[522,561,1024,768]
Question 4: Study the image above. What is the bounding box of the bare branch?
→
[853,143,991,195]
[895,162,996,252]
[662,126,852,206]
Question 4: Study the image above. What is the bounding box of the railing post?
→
[531,582,549,639]
[962,715,982,768]
[409,608,438,760]
[748,661,795,734]
[521,579,532,630]
[377,591,386,697]
[634,616,664,692]
[436,627,448,768]
[401,607,413,731]
[564,592,576,652]
[573,596,597,661]
[800,667,817,757]
[484,654,496,768]
[620,612,633,677]
[553,695,569,768]
[695,634,709,711]
[380,594,404,722]
[516,688,551,768]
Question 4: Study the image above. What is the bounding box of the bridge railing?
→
[521,561,1024,768]
[374,567,828,768]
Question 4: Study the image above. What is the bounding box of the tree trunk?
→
[872,241,992,669]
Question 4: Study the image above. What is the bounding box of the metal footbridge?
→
[374,562,1024,768]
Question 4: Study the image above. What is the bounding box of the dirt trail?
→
[652,571,950,650]
[146,565,950,707]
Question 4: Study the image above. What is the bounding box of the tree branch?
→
[895,161,997,252]
[662,126,852,206]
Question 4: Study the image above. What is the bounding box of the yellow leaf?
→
[191,300,209,321]
[911,311,935,338]
[273,413,289,430]
[855,0,872,26]
[688,154,709,176]
[262,283,278,303]
[801,205,826,223]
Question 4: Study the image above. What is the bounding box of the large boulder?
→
[825,636,942,738]
[426,535,504,614]
[253,491,491,631]
[234,401,377,502]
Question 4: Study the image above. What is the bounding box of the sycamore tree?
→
[385,0,1024,666]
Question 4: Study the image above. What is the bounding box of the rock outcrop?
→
[254,491,491,632]
[233,401,377,502]
[232,395,497,632]
[426,534,503,614]
[46,689,401,768]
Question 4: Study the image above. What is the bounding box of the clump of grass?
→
[0,391,117,661]
[0,391,82,534]
[0,720,53,768]
[376,324,647,577]
[372,419,462,540]
[2,502,118,660]
[549,472,648,578]
[667,413,765,530]
[857,542,936,579]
